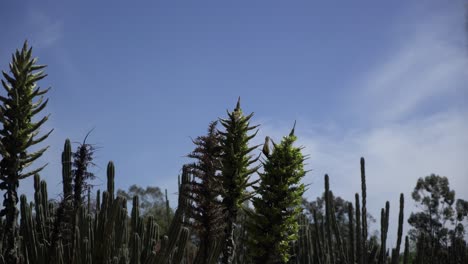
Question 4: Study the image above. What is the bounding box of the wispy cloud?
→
[27,8,63,48]
[349,12,467,124]
[259,7,468,243]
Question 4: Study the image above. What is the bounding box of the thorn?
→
[235,96,241,111]
[289,120,296,136]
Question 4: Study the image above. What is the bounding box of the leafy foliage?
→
[408,174,468,263]
[117,184,174,234]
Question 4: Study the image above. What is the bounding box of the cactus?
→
[348,203,355,264]
[390,194,404,264]
[360,158,368,264]
[290,158,414,264]
[324,175,335,264]
[12,140,429,264]
[154,166,191,264]
[0,76,466,264]
[219,98,260,264]
[402,236,409,264]
[248,125,306,264]
[185,121,224,264]
[355,193,362,264]
[6,148,197,264]
[379,202,390,264]
[0,41,53,263]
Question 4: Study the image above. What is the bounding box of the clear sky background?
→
[1,0,467,244]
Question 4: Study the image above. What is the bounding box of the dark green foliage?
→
[0,41,52,263]
[117,184,175,234]
[248,126,306,263]
[408,174,468,264]
[303,193,353,239]
[72,131,97,210]
[185,121,224,264]
[218,98,260,264]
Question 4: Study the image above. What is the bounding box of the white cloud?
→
[259,7,468,245]
[349,12,467,124]
[28,8,63,48]
[259,110,468,247]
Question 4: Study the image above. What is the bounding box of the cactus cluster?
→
[294,158,408,264]
[1,42,467,264]
[0,139,192,264]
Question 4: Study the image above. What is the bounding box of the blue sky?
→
[1,0,467,242]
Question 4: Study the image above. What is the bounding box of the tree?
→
[408,174,468,263]
[218,98,260,264]
[248,125,306,264]
[185,121,225,264]
[302,192,376,240]
[117,185,174,234]
[303,193,352,237]
[0,41,52,262]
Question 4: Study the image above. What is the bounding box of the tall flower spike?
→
[0,41,52,262]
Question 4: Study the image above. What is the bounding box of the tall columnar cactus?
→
[391,194,404,264]
[356,193,362,264]
[107,162,115,201]
[403,236,409,264]
[50,139,74,258]
[292,158,413,264]
[312,210,325,264]
[155,165,191,264]
[360,157,368,264]
[0,41,53,262]
[13,153,195,264]
[62,139,73,200]
[219,98,259,264]
[329,190,347,263]
[296,214,310,264]
[348,202,355,264]
[379,202,390,264]
[248,125,306,264]
[324,174,335,264]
